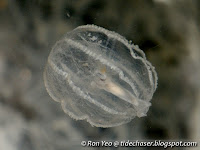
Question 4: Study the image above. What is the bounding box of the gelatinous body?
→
[44,25,158,127]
